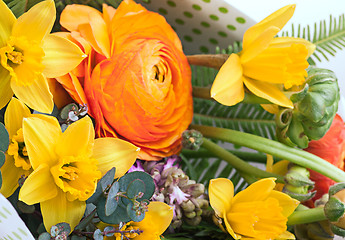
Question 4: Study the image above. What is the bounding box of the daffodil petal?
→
[209,178,234,217]
[12,0,55,42]
[92,138,139,178]
[56,116,94,157]
[0,67,13,110]
[240,26,280,64]
[40,190,86,232]
[5,98,31,138]
[211,54,244,106]
[243,77,293,108]
[276,230,296,239]
[60,4,102,32]
[23,115,61,169]
[19,163,58,205]
[268,190,299,217]
[269,37,316,57]
[42,34,86,78]
[261,104,279,114]
[0,154,27,198]
[136,202,173,236]
[0,0,15,47]
[223,212,241,239]
[11,73,54,113]
[232,178,276,205]
[243,4,295,49]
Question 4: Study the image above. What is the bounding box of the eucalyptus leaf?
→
[97,197,131,224]
[105,182,119,216]
[60,103,78,120]
[37,232,51,240]
[118,171,154,201]
[104,226,115,237]
[93,229,104,240]
[0,122,9,153]
[127,179,145,199]
[0,151,5,168]
[75,208,96,231]
[126,202,145,222]
[101,167,116,191]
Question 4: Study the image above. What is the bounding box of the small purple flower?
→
[128,160,144,173]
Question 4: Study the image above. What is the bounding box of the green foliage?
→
[281,14,345,63]
[3,0,42,17]
[0,122,9,189]
[89,169,155,225]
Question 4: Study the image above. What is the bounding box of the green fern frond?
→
[282,14,345,62]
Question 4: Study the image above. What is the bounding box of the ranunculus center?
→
[152,62,166,83]
[7,128,31,171]
[0,36,45,86]
[51,155,101,201]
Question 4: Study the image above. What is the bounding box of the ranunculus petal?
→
[12,0,55,42]
[42,34,86,78]
[243,4,295,49]
[240,26,280,64]
[92,138,139,178]
[269,37,316,57]
[232,178,276,204]
[243,77,293,108]
[209,178,234,217]
[60,4,102,32]
[88,11,110,58]
[11,73,54,114]
[0,154,28,198]
[40,190,86,232]
[5,97,31,138]
[0,0,15,47]
[211,54,244,106]
[19,163,58,205]
[56,116,94,157]
[23,115,61,169]
[0,67,13,110]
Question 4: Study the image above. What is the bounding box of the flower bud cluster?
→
[129,156,209,229]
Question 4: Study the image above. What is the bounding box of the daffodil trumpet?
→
[0,0,86,113]
[191,124,345,183]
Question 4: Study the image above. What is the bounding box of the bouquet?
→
[0,0,344,239]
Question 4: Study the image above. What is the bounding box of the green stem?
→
[192,86,271,104]
[287,207,326,225]
[201,138,284,182]
[181,148,270,163]
[191,124,345,182]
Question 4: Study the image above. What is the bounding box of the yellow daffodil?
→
[98,201,173,240]
[0,98,32,197]
[18,115,139,231]
[211,4,316,108]
[0,0,86,113]
[209,177,299,240]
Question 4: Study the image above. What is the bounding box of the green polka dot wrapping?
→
[136,0,256,54]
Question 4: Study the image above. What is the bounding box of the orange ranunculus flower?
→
[55,0,193,160]
[304,114,345,206]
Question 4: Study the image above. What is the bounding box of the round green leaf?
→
[0,122,9,153]
[105,182,119,216]
[0,150,5,168]
[127,179,145,199]
[93,229,104,240]
[126,202,145,222]
[97,197,131,224]
[118,171,155,201]
[104,226,115,237]
[60,103,78,120]
[38,232,51,240]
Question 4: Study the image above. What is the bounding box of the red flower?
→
[304,114,345,206]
